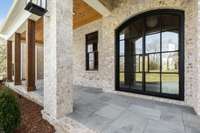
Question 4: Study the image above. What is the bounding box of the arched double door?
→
[116,9,184,100]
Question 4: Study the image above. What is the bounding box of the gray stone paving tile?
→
[72,104,95,118]
[88,100,108,112]
[84,87,103,94]
[160,110,183,123]
[144,119,185,133]
[182,107,196,115]
[69,101,106,125]
[95,104,126,120]
[104,124,140,133]
[170,104,196,115]
[85,114,111,132]
[107,94,133,108]
[185,125,200,133]
[183,112,200,129]
[98,94,112,102]
[103,110,148,133]
[155,103,183,116]
[76,91,101,105]
[68,111,89,124]
[131,97,156,109]
[128,104,161,120]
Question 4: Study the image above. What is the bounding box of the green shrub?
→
[0,87,21,133]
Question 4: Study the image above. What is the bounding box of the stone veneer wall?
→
[73,0,199,113]
[73,20,105,89]
[36,45,44,80]
[196,0,200,115]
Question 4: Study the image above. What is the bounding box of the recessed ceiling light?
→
[73,11,76,16]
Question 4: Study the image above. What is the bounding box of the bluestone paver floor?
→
[67,86,200,133]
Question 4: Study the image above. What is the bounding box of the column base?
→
[41,110,65,133]
[7,79,13,82]
[14,81,22,85]
[27,86,36,91]
[41,110,95,133]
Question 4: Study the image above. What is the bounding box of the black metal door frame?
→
[115,9,185,100]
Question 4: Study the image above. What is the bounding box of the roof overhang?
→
[0,34,6,45]
[0,0,111,40]
[0,0,40,40]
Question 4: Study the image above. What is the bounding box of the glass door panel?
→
[149,54,160,72]
[120,73,129,88]
[130,73,143,90]
[145,73,160,93]
[162,74,179,94]
[130,41,143,91]
[145,33,160,53]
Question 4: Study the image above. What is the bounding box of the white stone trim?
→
[42,110,97,133]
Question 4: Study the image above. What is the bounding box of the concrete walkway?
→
[67,86,200,133]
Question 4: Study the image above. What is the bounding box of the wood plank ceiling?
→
[73,0,102,29]
[21,0,102,44]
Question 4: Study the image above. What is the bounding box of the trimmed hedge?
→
[0,87,21,133]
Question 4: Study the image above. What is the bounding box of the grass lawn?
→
[120,73,178,82]
[119,73,179,94]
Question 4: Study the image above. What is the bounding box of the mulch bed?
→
[0,84,55,133]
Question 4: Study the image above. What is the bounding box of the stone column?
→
[196,0,200,115]
[26,19,36,91]
[14,33,21,85]
[43,0,73,119]
[7,40,13,82]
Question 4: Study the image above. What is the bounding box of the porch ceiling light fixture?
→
[25,0,47,16]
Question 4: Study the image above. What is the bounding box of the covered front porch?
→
[3,0,106,104]
[1,0,200,132]
[2,0,112,123]
[6,83,200,132]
